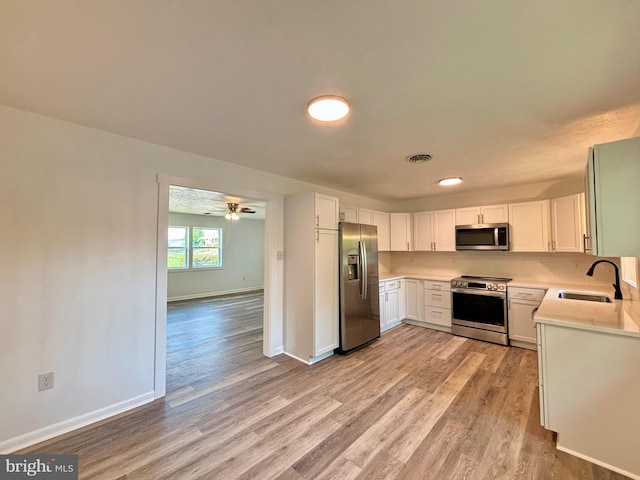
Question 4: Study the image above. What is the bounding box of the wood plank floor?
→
[21,292,630,479]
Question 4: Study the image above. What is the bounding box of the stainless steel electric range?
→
[450,275,512,346]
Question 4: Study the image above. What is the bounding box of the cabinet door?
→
[359,208,374,225]
[340,205,358,223]
[373,211,391,251]
[379,283,386,328]
[481,204,509,223]
[508,200,551,252]
[433,209,456,251]
[592,137,640,256]
[390,213,412,251]
[455,207,481,225]
[313,228,339,356]
[550,194,584,253]
[315,194,339,230]
[383,289,399,329]
[508,298,539,345]
[398,279,406,320]
[405,279,422,321]
[584,158,596,255]
[413,211,434,251]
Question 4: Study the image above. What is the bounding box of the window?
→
[168,226,222,270]
[192,227,222,268]
[168,226,188,269]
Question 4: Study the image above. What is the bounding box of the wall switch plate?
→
[38,372,54,391]
[277,251,284,260]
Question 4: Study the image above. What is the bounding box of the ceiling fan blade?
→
[240,207,256,213]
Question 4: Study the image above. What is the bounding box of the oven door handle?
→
[451,288,507,298]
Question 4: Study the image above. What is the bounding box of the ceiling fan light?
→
[307,96,350,121]
[224,212,232,220]
[231,212,239,221]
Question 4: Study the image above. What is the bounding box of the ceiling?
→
[169,186,265,219]
[1,1,639,201]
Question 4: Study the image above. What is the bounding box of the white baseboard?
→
[167,286,264,302]
[556,442,640,480]
[283,351,311,365]
[0,391,155,454]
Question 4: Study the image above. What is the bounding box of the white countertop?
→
[534,284,640,338]
[378,271,640,338]
[379,272,453,282]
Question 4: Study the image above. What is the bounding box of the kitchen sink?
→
[557,291,612,303]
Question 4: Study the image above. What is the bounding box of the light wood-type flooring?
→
[21,292,630,479]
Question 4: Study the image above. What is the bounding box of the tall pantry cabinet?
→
[284,192,340,364]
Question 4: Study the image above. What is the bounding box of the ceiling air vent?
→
[405,153,433,164]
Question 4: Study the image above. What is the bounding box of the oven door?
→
[451,289,507,333]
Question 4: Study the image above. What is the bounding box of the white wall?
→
[167,213,264,300]
[0,104,389,452]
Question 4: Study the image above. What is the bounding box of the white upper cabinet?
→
[315,193,340,230]
[373,211,391,251]
[586,137,640,257]
[550,193,585,253]
[455,204,508,225]
[433,210,456,251]
[413,211,434,251]
[509,200,551,252]
[390,213,412,251]
[358,208,374,225]
[339,205,358,223]
[413,209,455,251]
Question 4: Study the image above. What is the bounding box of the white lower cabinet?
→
[404,278,422,321]
[398,279,406,320]
[423,280,452,331]
[508,286,546,349]
[380,279,401,332]
[537,322,640,478]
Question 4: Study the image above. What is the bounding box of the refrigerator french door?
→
[337,222,380,354]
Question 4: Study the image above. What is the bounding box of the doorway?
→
[154,174,284,398]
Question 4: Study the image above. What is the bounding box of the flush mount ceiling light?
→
[438,177,463,186]
[307,95,350,121]
[224,203,240,221]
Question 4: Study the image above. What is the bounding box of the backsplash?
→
[389,251,630,291]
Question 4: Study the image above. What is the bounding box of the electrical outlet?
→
[38,372,54,391]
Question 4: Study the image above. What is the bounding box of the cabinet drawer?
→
[508,287,546,302]
[423,280,451,292]
[424,306,452,327]
[385,280,399,291]
[424,290,451,309]
[379,284,385,293]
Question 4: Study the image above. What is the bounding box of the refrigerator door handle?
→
[361,240,368,300]
[358,241,365,299]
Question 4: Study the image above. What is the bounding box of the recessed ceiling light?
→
[307,95,350,121]
[438,177,462,186]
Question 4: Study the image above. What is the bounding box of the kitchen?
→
[283,137,640,478]
[2,2,640,479]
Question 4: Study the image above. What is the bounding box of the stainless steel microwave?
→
[455,223,509,251]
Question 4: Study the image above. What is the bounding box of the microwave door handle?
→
[494,227,499,246]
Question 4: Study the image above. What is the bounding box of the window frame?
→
[167,226,189,270]
[168,225,223,271]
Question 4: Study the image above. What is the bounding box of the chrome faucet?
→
[586,260,623,300]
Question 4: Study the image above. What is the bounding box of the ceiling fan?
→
[223,202,256,220]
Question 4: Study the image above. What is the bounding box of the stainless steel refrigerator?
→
[336,222,380,354]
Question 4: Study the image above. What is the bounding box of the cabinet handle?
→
[508,299,512,310]
[478,214,481,224]
[432,310,441,316]
[316,230,319,242]
[407,242,410,251]
[385,292,388,301]
[432,293,442,297]
[316,215,320,228]
[583,234,591,253]
[552,240,556,251]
